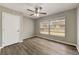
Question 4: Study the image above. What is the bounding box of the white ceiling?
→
[0,3,78,19]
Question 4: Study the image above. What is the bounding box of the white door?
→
[2,12,20,47]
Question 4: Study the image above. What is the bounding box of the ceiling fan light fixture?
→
[27,6,47,17]
[34,13,39,17]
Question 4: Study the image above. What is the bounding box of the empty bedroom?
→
[0,3,79,55]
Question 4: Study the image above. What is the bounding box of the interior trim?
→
[35,35,77,46]
[76,46,79,52]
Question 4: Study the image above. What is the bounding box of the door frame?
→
[2,12,22,47]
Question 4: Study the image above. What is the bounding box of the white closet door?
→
[2,12,20,47]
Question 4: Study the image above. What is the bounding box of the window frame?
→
[39,20,50,35]
[39,17,66,38]
[49,17,65,37]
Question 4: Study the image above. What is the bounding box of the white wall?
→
[0,10,2,47]
[77,6,79,52]
[35,8,77,46]
[21,16,34,40]
[0,6,34,47]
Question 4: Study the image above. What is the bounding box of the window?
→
[40,21,49,34]
[40,17,65,37]
[50,19,65,37]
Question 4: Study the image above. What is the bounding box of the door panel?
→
[2,12,20,47]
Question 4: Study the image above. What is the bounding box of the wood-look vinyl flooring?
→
[0,37,79,55]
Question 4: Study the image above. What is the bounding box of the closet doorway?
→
[2,12,20,47]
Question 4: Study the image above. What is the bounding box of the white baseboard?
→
[0,40,23,49]
[0,47,3,49]
[0,36,33,49]
[19,40,23,42]
[76,46,79,52]
[23,36,35,40]
[36,35,77,46]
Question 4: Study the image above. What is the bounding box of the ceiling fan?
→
[27,6,47,17]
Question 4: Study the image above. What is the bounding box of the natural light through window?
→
[50,19,65,37]
[40,21,49,34]
[40,17,65,37]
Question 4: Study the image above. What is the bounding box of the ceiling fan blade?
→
[39,7,42,10]
[40,12,47,14]
[27,9,34,12]
[30,14,34,16]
